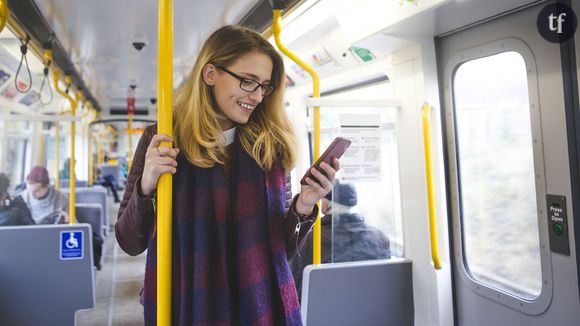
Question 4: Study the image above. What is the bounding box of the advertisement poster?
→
[2,81,27,99]
[339,114,381,182]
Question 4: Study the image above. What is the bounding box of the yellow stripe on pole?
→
[157,0,173,325]
[272,9,322,264]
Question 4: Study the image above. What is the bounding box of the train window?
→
[453,51,541,299]
[309,81,403,259]
[1,120,30,189]
[45,124,69,182]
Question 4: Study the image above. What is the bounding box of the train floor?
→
[77,196,146,326]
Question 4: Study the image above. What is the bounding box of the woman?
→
[20,166,69,224]
[116,25,340,326]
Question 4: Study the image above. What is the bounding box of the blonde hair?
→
[173,25,297,171]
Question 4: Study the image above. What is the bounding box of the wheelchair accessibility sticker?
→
[60,231,83,260]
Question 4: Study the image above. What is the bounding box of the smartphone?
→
[300,137,352,185]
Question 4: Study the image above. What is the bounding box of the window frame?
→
[444,38,553,315]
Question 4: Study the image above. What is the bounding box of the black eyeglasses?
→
[215,65,275,97]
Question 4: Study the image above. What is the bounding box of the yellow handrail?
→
[0,0,8,34]
[88,126,93,186]
[45,52,60,189]
[80,102,90,184]
[128,112,133,170]
[55,121,60,190]
[86,107,96,186]
[70,89,80,224]
[422,104,442,270]
[39,133,46,167]
[53,71,78,224]
[43,49,52,64]
[272,9,322,264]
[97,138,103,165]
[87,108,100,186]
[157,0,174,325]
[77,99,87,181]
[52,71,67,191]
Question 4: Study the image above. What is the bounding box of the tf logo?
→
[537,3,577,43]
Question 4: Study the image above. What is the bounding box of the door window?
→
[453,51,542,299]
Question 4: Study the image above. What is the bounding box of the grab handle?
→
[422,104,442,270]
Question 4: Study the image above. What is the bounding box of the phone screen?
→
[300,137,351,185]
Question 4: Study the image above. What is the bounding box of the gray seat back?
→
[99,164,121,186]
[0,224,95,326]
[59,180,89,189]
[301,258,414,326]
[62,187,109,234]
[75,203,105,241]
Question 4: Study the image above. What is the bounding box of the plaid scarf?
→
[142,140,302,325]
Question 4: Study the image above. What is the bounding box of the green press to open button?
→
[552,223,564,235]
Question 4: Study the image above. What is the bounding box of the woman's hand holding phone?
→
[295,137,351,215]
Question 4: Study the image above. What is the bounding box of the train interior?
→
[1,0,579,325]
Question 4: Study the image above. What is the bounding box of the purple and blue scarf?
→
[143,140,302,325]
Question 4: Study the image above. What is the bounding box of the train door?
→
[437,2,580,325]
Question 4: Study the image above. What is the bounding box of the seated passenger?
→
[95,167,120,203]
[10,181,27,196]
[0,172,34,226]
[59,158,72,180]
[289,181,391,298]
[20,166,69,224]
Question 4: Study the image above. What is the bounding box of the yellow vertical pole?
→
[54,71,78,223]
[128,112,133,169]
[78,100,88,182]
[272,9,322,264]
[39,134,46,166]
[67,85,79,224]
[97,139,103,165]
[52,71,64,190]
[55,121,60,190]
[158,0,173,325]
[81,121,86,179]
[0,0,8,34]
[88,126,93,186]
[422,104,442,269]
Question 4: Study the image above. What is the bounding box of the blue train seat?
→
[301,258,414,326]
[0,224,95,325]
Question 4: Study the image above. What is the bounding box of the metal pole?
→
[157,0,174,324]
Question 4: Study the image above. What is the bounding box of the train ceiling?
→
[7,0,302,115]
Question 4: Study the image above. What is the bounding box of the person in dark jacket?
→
[115,25,341,326]
[95,167,120,203]
[20,166,69,224]
[0,172,34,226]
[289,181,391,299]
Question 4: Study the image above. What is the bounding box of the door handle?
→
[422,104,442,270]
